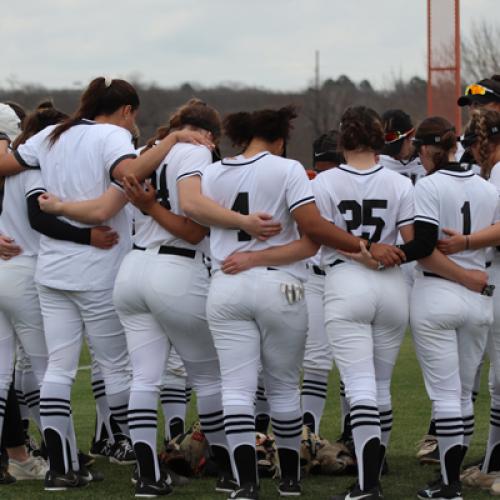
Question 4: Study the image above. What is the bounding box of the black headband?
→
[459,125,500,148]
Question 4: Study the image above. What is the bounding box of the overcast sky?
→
[1,0,498,91]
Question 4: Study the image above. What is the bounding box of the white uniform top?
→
[202,151,314,281]
[16,120,136,291]
[313,163,414,267]
[0,169,45,257]
[378,154,426,185]
[133,143,212,251]
[414,165,500,272]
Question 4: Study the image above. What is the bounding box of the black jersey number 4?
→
[338,199,388,242]
[231,192,252,242]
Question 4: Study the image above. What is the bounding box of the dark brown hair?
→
[223,105,297,147]
[12,101,68,149]
[49,77,139,145]
[339,106,385,152]
[143,98,221,152]
[466,108,500,178]
[4,101,26,125]
[414,116,456,175]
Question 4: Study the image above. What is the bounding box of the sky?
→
[1,0,498,91]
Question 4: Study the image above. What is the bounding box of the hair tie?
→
[104,76,113,88]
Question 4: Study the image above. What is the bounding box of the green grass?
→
[1,334,493,499]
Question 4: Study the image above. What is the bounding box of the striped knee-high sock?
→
[301,370,328,434]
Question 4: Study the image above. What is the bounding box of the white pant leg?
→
[0,257,47,384]
[207,271,260,409]
[488,260,500,399]
[37,285,84,386]
[0,311,15,391]
[74,288,130,396]
[303,272,333,373]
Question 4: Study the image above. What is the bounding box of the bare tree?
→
[462,20,500,82]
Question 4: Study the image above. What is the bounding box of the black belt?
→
[311,265,326,276]
[133,244,196,259]
[423,272,447,280]
[424,261,492,280]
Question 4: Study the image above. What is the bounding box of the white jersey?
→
[313,163,414,267]
[16,119,136,291]
[202,151,313,281]
[378,154,426,185]
[0,169,45,257]
[414,164,500,272]
[133,143,212,251]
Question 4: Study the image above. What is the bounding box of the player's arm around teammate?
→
[407,116,499,500]
[112,99,235,497]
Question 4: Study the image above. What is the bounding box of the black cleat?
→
[417,479,463,499]
[44,470,89,491]
[278,477,301,496]
[330,482,382,500]
[78,450,95,468]
[135,476,173,497]
[89,438,113,458]
[110,438,136,465]
[228,483,259,500]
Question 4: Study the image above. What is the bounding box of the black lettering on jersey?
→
[147,163,170,214]
[461,201,471,235]
[231,192,252,241]
[338,199,388,242]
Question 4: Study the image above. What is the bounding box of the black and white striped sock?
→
[339,379,351,436]
[255,384,270,434]
[91,378,113,442]
[0,390,7,439]
[108,389,130,438]
[23,369,42,432]
[160,386,187,440]
[40,382,72,474]
[224,406,257,486]
[483,405,500,473]
[271,411,303,481]
[463,414,474,449]
[301,370,328,435]
[129,390,159,482]
[435,413,464,485]
[350,402,381,491]
[379,406,393,476]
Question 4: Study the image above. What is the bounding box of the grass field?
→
[0,333,493,499]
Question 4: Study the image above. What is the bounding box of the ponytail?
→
[49,77,139,146]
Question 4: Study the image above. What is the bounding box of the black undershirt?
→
[26,193,91,245]
[397,221,438,263]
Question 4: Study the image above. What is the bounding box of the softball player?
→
[436,109,500,493]
[112,99,238,497]
[407,116,498,500]
[0,101,119,481]
[0,78,211,490]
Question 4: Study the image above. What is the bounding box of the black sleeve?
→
[26,192,92,245]
[397,220,438,263]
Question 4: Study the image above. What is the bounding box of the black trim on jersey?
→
[289,195,315,211]
[337,165,384,176]
[396,217,414,227]
[414,214,439,224]
[13,149,39,169]
[108,153,137,179]
[76,119,96,126]
[0,132,10,143]
[438,170,475,178]
[25,187,46,198]
[177,170,202,181]
[221,152,269,166]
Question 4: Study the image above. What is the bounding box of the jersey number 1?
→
[231,192,252,241]
[461,201,471,235]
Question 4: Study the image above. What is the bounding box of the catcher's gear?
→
[162,421,208,477]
